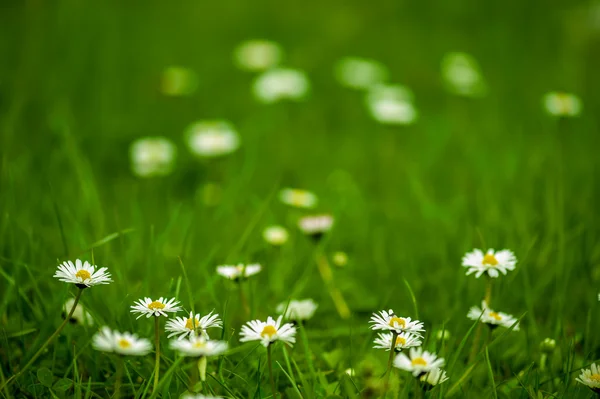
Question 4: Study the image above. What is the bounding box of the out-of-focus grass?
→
[1,0,599,397]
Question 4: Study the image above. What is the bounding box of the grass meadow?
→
[1,0,600,397]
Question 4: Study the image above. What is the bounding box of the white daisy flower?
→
[420,368,449,386]
[298,214,334,238]
[92,326,152,356]
[373,332,422,352]
[160,66,198,96]
[576,363,600,393]
[332,251,348,267]
[63,298,94,326]
[253,68,310,104]
[467,301,520,330]
[216,263,262,281]
[276,299,318,321]
[130,297,182,319]
[543,92,582,117]
[240,315,296,347]
[334,57,388,90]
[393,347,445,377]
[169,335,228,357]
[369,310,425,336]
[53,259,112,288]
[263,225,289,246]
[366,84,417,125]
[165,311,222,340]
[441,52,487,97]
[181,394,224,399]
[129,137,177,178]
[462,248,517,278]
[233,39,282,71]
[278,188,318,209]
[185,120,240,158]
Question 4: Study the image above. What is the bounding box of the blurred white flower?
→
[54,259,112,288]
[298,214,334,238]
[441,52,486,97]
[185,120,240,158]
[334,57,388,90]
[332,251,348,267]
[253,68,310,103]
[420,368,449,386]
[160,66,198,96]
[181,395,223,399]
[92,326,152,356]
[240,315,296,347]
[216,263,262,281]
[234,39,283,71]
[467,301,520,330]
[277,299,318,321]
[344,368,355,377]
[366,85,417,125]
[63,298,94,326]
[394,347,445,377]
[278,188,318,209]
[169,335,228,357]
[576,363,600,393]
[263,225,289,246]
[129,137,177,178]
[435,329,451,341]
[543,92,582,117]
[462,248,517,278]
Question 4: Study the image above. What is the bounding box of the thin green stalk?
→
[384,331,398,396]
[152,316,161,394]
[267,344,277,399]
[114,357,123,399]
[484,278,492,306]
[0,288,84,391]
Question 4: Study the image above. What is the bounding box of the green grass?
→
[1,0,599,397]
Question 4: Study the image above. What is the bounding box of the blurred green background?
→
[1,0,600,397]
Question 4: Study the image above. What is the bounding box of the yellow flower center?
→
[185,317,200,330]
[389,317,406,328]
[590,374,600,382]
[75,270,91,281]
[482,254,498,266]
[118,339,131,349]
[193,340,207,349]
[411,357,427,366]
[261,325,277,338]
[148,301,165,310]
[489,312,502,321]
[395,336,406,346]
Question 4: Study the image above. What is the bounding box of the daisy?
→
[263,225,289,246]
[240,316,296,347]
[63,298,94,326]
[393,347,445,377]
[467,301,520,330]
[169,335,228,357]
[576,364,600,393]
[185,120,240,158]
[216,263,262,281]
[421,368,449,386]
[298,214,334,238]
[276,299,318,321]
[462,248,517,278]
[92,326,152,356]
[441,52,486,97]
[253,68,310,104]
[160,66,198,96]
[366,84,417,125]
[130,297,182,319]
[233,39,282,71]
[53,259,112,288]
[543,92,582,117]
[278,188,318,209]
[373,332,422,352]
[165,311,222,339]
[370,309,425,336]
[334,57,388,90]
[129,137,177,178]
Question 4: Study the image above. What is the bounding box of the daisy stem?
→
[315,252,350,319]
[152,316,161,394]
[484,278,492,306]
[239,282,250,319]
[0,287,83,391]
[384,331,398,395]
[267,344,278,399]
[469,325,483,364]
[114,356,123,399]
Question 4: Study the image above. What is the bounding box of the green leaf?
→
[53,378,73,392]
[37,367,54,388]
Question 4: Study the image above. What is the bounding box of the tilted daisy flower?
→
[370,309,425,336]
[276,299,318,321]
[278,188,318,209]
[165,311,222,339]
[298,214,334,239]
[169,335,228,357]
[130,297,182,319]
[373,332,422,352]
[129,137,177,178]
[543,92,582,117]
[421,368,449,386]
[63,298,94,326]
[441,52,487,98]
[240,315,296,347]
[462,248,517,278]
[92,326,152,356]
[576,363,600,393]
[252,68,310,104]
[53,259,112,288]
[366,84,417,125]
[216,263,262,281]
[393,347,445,377]
[185,120,240,158]
[263,225,289,246]
[334,57,388,90]
[233,39,282,72]
[467,301,520,330]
